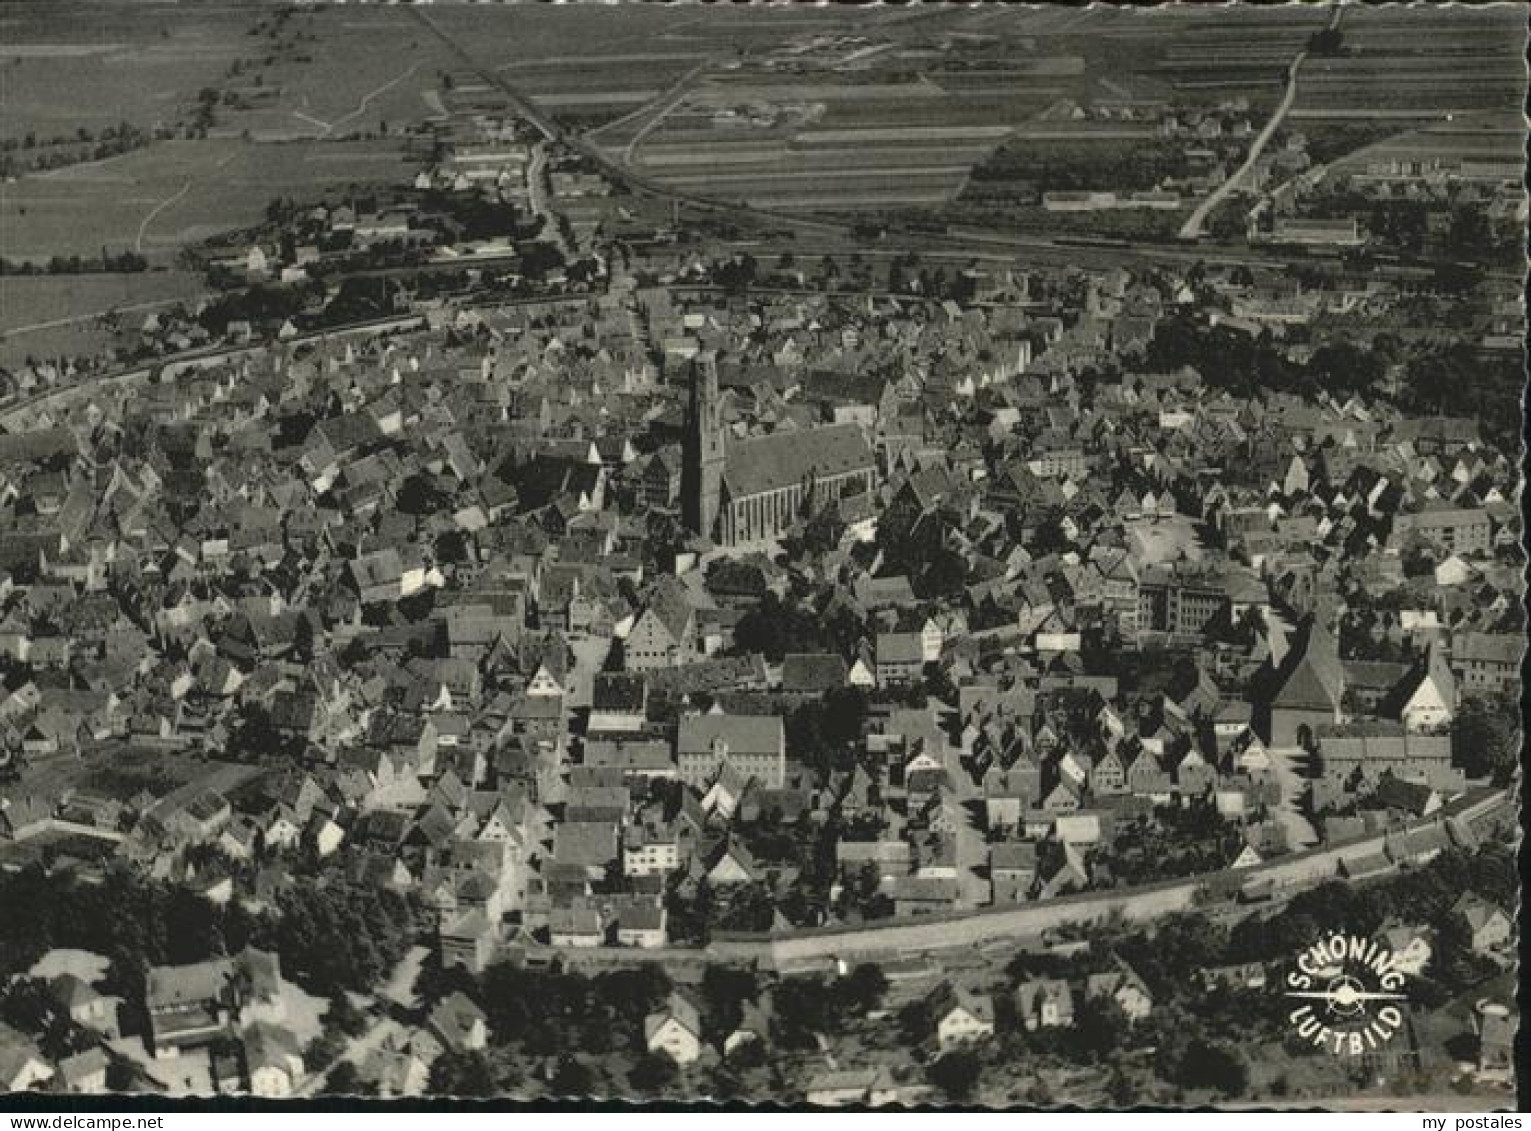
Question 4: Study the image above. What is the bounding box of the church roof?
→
[1272,620,1344,712]
[723,423,873,500]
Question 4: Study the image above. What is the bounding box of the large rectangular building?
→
[1315,733,1462,793]
[1135,566,1227,643]
[1450,632,1520,698]
[1392,508,1492,555]
[677,714,786,788]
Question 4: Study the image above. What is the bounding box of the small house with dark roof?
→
[707,839,764,886]
[427,992,489,1055]
[875,631,925,686]
[1085,960,1154,1021]
[55,1047,109,1094]
[589,672,647,734]
[548,904,606,948]
[1365,775,1441,820]
[779,653,848,698]
[1015,978,1075,1030]
[243,1021,305,1097]
[49,974,119,1039]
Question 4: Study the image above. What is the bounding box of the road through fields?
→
[1180,4,1344,240]
[1179,49,1307,240]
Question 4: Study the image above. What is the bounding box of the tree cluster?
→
[0,865,261,998]
[0,251,149,276]
[771,964,888,1048]
[732,590,864,663]
[1450,694,1520,784]
[269,880,420,997]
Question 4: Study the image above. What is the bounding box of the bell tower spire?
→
[682,350,724,539]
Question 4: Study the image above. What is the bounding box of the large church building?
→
[682,352,876,548]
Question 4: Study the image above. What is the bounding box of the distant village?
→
[0,99,1519,1105]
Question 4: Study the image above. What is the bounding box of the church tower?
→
[682,350,725,539]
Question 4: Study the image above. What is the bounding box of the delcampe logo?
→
[1284,933,1416,1056]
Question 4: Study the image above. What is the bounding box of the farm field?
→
[553,5,1338,220]
[1,4,464,147]
[506,58,701,121]
[0,2,245,141]
[1062,3,1321,106]
[1292,5,1525,118]
[1327,113,1528,173]
[222,7,469,141]
[810,96,1076,132]
[1296,57,1526,116]
[1338,5,1529,52]
[1,4,439,281]
[429,4,733,65]
[0,270,207,367]
[0,271,205,334]
[1,4,444,144]
[631,162,974,210]
[3,4,1521,266]
[0,138,414,262]
[619,127,1000,213]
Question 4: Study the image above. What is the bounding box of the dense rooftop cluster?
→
[0,252,1520,1048]
[0,53,1520,1105]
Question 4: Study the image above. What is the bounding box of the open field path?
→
[34,148,141,181]
[132,147,239,253]
[327,61,423,136]
[286,63,422,139]
[134,179,192,253]
[600,59,714,143]
[592,58,714,165]
[292,110,331,133]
